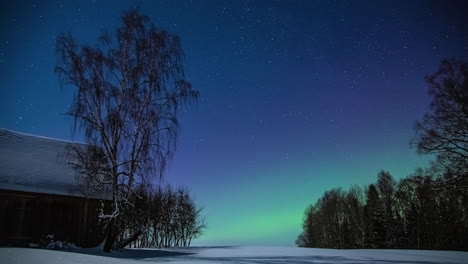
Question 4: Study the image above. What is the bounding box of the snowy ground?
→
[1,246,467,264]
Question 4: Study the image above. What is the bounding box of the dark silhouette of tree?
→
[296,204,317,247]
[375,171,399,248]
[364,184,382,248]
[412,58,468,185]
[297,188,358,249]
[55,9,198,252]
[396,172,433,249]
[345,185,366,248]
[116,185,205,248]
[319,189,348,248]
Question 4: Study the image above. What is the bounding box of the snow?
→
[0,129,109,199]
[1,246,467,264]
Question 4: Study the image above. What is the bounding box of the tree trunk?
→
[103,218,117,253]
[117,228,143,249]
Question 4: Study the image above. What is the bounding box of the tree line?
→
[296,169,468,250]
[297,58,468,250]
[116,185,206,248]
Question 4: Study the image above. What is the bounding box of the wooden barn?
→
[0,129,111,247]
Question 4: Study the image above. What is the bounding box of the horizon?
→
[1,0,467,246]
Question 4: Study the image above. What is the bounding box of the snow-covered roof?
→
[0,129,110,199]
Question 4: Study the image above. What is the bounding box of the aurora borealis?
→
[1,0,467,246]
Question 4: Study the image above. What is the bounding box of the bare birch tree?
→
[55,9,198,252]
[412,58,468,185]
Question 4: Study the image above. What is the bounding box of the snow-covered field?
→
[1,246,467,264]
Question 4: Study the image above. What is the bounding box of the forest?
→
[296,169,467,250]
[296,58,468,250]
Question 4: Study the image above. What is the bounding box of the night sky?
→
[1,0,467,246]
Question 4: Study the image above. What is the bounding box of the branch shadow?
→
[54,247,194,260]
[186,255,460,264]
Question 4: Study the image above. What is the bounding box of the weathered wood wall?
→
[0,189,110,247]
